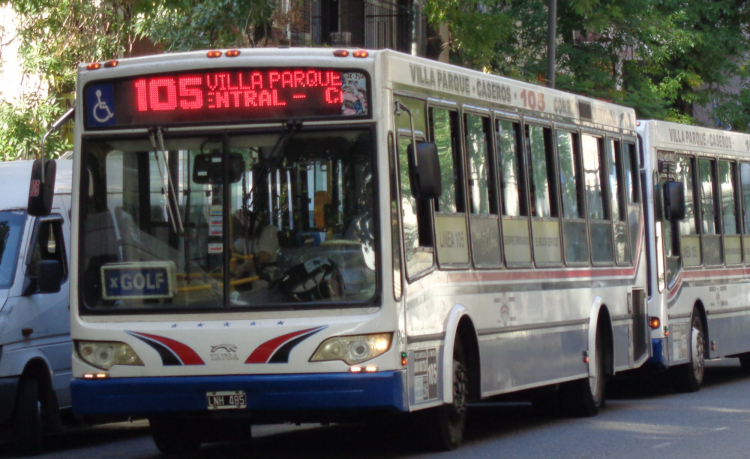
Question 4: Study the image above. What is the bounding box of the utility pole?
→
[547,0,556,88]
[412,0,424,57]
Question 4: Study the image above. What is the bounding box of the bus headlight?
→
[76,341,144,370]
[310,333,392,365]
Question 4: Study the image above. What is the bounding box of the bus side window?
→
[624,143,640,259]
[720,160,741,265]
[557,130,588,264]
[740,162,750,263]
[699,158,722,266]
[582,134,614,264]
[429,107,470,267]
[526,124,561,266]
[674,156,699,270]
[608,139,630,265]
[397,137,434,279]
[497,119,531,267]
[465,113,501,268]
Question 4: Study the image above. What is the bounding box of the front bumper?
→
[72,371,407,418]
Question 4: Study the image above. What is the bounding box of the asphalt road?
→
[2,359,750,459]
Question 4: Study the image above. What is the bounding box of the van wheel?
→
[415,340,469,451]
[672,312,705,392]
[560,327,605,417]
[150,417,201,455]
[14,379,43,456]
[739,353,750,374]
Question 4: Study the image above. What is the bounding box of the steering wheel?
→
[277,257,343,301]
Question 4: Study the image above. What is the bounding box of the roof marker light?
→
[353,50,369,58]
[87,63,101,70]
[333,50,349,57]
[207,51,222,58]
[226,50,241,57]
[104,60,118,68]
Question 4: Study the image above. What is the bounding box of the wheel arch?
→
[441,304,480,403]
[20,357,54,401]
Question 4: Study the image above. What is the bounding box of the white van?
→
[0,160,72,455]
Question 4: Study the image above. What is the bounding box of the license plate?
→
[206,391,247,410]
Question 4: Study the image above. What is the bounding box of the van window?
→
[0,211,26,289]
[26,218,68,289]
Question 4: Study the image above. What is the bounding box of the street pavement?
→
[2,359,750,458]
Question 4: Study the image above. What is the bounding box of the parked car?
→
[0,160,72,455]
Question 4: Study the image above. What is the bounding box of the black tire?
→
[672,312,706,393]
[150,418,201,455]
[13,379,43,456]
[739,353,750,374]
[560,327,606,417]
[415,340,469,451]
[530,384,561,417]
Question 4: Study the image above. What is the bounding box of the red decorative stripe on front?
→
[131,332,205,365]
[246,328,321,364]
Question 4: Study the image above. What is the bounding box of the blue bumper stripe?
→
[645,337,668,368]
[72,371,407,416]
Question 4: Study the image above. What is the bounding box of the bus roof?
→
[0,160,72,211]
[637,119,747,157]
[78,47,636,134]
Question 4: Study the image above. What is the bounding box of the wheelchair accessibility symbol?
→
[86,84,115,127]
[93,90,114,123]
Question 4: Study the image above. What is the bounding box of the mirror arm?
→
[394,101,418,167]
[39,107,75,182]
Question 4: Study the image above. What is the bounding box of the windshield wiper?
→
[149,128,185,236]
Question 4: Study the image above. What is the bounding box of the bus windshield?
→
[79,128,376,313]
[0,211,26,290]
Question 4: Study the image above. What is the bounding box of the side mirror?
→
[38,260,63,294]
[407,142,442,199]
[27,159,57,217]
[193,152,245,184]
[663,181,686,221]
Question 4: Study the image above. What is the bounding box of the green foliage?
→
[134,0,276,52]
[427,0,750,131]
[0,93,70,160]
[0,0,276,161]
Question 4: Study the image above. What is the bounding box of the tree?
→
[426,0,750,130]
[0,0,281,160]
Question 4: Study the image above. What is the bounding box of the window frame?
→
[525,119,563,268]
[463,106,503,270]
[427,99,471,271]
[494,112,532,269]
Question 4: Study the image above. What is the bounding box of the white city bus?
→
[639,120,750,391]
[66,48,649,453]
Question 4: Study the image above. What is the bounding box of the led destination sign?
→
[84,68,369,129]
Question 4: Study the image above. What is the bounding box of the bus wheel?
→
[416,341,469,451]
[560,328,605,417]
[150,417,201,455]
[13,379,43,456]
[672,313,705,392]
